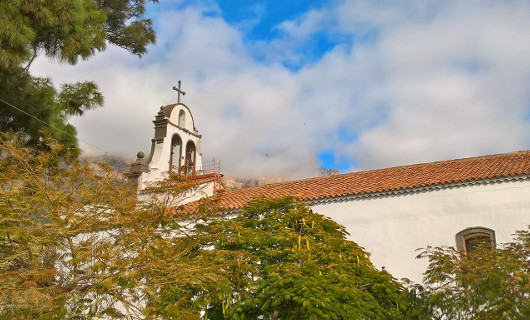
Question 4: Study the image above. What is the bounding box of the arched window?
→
[184,141,196,174]
[170,134,182,173]
[455,227,496,253]
[178,109,185,127]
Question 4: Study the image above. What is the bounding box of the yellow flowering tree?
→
[0,132,227,319]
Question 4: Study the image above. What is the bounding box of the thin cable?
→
[0,97,109,154]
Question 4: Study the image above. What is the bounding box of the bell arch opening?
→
[178,109,186,127]
[170,134,183,173]
[185,141,196,174]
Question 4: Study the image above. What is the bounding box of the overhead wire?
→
[0,97,109,154]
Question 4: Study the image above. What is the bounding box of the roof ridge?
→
[173,149,530,214]
[349,150,530,172]
[230,150,530,192]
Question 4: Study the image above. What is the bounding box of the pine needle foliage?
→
[0,0,156,69]
[0,0,157,151]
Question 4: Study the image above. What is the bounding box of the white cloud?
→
[31,0,530,179]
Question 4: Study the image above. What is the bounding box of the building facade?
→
[132,98,530,282]
[177,151,530,282]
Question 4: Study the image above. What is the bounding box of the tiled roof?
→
[175,151,530,214]
[175,172,227,193]
[186,172,223,186]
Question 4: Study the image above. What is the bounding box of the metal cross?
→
[172,80,186,103]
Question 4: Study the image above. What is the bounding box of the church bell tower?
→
[129,81,203,191]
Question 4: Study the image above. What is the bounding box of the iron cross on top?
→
[173,80,186,103]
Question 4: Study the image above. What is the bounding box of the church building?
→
[130,86,530,282]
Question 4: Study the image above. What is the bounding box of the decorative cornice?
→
[167,119,202,138]
[308,174,530,205]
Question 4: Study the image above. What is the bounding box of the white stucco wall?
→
[312,178,530,283]
[138,180,215,205]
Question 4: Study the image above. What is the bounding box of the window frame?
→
[455,227,496,253]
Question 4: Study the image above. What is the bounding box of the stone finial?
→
[128,151,149,186]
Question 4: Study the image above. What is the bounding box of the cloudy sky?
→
[32,0,530,179]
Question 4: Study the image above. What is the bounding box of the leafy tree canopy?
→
[181,197,407,320]
[0,0,157,152]
[0,133,408,319]
[407,228,530,320]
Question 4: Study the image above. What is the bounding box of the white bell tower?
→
[130,81,204,191]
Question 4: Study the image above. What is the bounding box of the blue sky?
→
[213,0,341,69]
[33,0,530,179]
[215,0,328,41]
[198,0,359,170]
[150,0,346,70]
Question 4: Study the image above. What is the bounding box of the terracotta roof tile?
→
[186,172,222,185]
[175,151,530,214]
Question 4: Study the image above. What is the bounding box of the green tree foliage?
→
[179,198,406,319]
[0,0,156,151]
[407,228,530,320]
[0,133,406,319]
